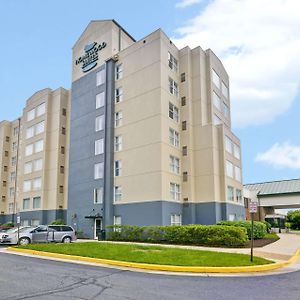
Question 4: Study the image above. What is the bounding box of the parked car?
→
[0,225,76,245]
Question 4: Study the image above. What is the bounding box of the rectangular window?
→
[23,180,31,192]
[36,103,46,117]
[9,188,15,197]
[234,166,241,182]
[171,214,182,226]
[227,186,234,202]
[96,92,105,109]
[114,186,122,202]
[236,189,242,203]
[10,172,16,181]
[94,163,104,179]
[180,73,186,82]
[169,102,179,122]
[212,69,220,89]
[114,215,122,226]
[33,196,41,209]
[35,121,45,135]
[27,109,35,121]
[62,108,67,116]
[169,77,179,97]
[96,68,106,86]
[95,115,105,131]
[3,166,7,172]
[34,159,43,171]
[115,111,123,127]
[233,144,241,160]
[169,128,179,147]
[13,127,19,136]
[11,157,16,166]
[95,139,104,155]
[12,142,17,151]
[94,188,103,204]
[31,219,40,226]
[115,87,123,103]
[183,171,188,182]
[114,160,122,177]
[182,146,187,156]
[60,166,65,174]
[61,146,65,154]
[3,181,6,187]
[181,96,186,106]
[61,127,66,135]
[114,135,122,152]
[26,126,34,139]
[169,156,180,174]
[223,102,230,118]
[213,114,222,125]
[21,220,29,226]
[33,177,42,190]
[8,203,14,213]
[5,136,9,142]
[168,52,178,72]
[59,185,64,193]
[182,121,187,131]
[35,140,44,153]
[5,151,8,157]
[226,160,234,178]
[213,91,221,111]
[222,81,229,98]
[2,195,6,201]
[170,183,180,201]
[225,136,233,154]
[24,161,33,174]
[115,63,123,80]
[25,144,33,156]
[23,198,30,210]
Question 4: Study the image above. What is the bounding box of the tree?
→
[287,210,300,230]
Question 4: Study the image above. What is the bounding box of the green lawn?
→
[16,242,273,267]
[264,233,280,240]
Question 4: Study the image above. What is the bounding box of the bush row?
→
[217,221,267,239]
[107,224,248,247]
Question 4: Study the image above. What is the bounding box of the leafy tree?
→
[287,210,300,230]
[51,219,65,225]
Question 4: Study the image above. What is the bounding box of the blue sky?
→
[0,0,299,184]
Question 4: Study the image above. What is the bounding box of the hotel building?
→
[0,20,244,238]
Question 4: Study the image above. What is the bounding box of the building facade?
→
[0,20,244,238]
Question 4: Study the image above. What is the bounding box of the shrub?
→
[287,210,300,230]
[51,219,65,225]
[2,222,14,228]
[217,221,267,239]
[262,221,272,233]
[107,224,248,247]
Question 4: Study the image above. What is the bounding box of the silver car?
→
[0,225,76,245]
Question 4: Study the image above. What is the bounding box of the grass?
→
[264,233,280,240]
[16,242,273,267]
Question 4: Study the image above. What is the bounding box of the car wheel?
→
[62,236,72,243]
[19,237,30,245]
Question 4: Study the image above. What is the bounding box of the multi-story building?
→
[0,88,70,226]
[68,20,244,239]
[0,20,244,238]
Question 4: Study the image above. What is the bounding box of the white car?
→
[0,226,34,245]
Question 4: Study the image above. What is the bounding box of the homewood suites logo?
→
[76,41,107,72]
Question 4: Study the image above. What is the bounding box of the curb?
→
[7,247,300,273]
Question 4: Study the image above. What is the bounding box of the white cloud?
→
[172,0,300,128]
[256,142,300,170]
[176,0,203,8]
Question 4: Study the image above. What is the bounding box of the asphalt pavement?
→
[1,248,300,300]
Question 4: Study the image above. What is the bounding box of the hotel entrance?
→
[94,218,102,240]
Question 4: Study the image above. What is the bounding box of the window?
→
[114,186,122,202]
[115,63,123,80]
[234,166,241,182]
[94,163,104,179]
[33,196,41,209]
[221,81,229,98]
[114,216,122,227]
[31,219,40,226]
[27,109,35,121]
[115,111,123,127]
[213,91,221,111]
[236,189,242,203]
[228,214,236,221]
[170,183,180,201]
[34,159,43,171]
[213,114,222,125]
[169,78,179,97]
[23,198,30,210]
[114,160,122,177]
[171,214,182,226]
[182,121,187,131]
[13,127,19,136]
[95,115,105,131]
[3,181,6,187]
[2,195,5,201]
[61,146,65,154]
[26,126,34,139]
[35,121,45,135]
[226,160,234,178]
[96,92,105,109]
[223,102,230,118]
[180,73,186,82]
[115,87,123,103]
[12,142,17,151]
[3,166,7,172]
[168,52,178,72]
[169,102,179,122]
[225,136,233,154]
[36,103,46,117]
[61,127,66,135]
[35,140,44,153]
[96,68,106,86]
[212,69,220,89]
[11,157,16,166]
[21,220,29,226]
[94,188,103,204]
[59,185,64,193]
[183,171,188,182]
[33,177,42,190]
[25,144,33,156]
[95,139,104,155]
[114,135,122,152]
[23,180,31,192]
[227,186,234,202]
[24,161,33,174]
[8,203,14,213]
[60,166,65,174]
[6,136,10,142]
[181,96,186,106]
[169,128,179,147]
[169,156,180,174]
[62,108,67,116]
[9,188,15,197]
[182,146,187,156]
[233,144,240,160]
[5,151,8,157]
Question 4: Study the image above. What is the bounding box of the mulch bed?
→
[243,238,278,248]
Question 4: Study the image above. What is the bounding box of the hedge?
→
[107,224,248,247]
[217,221,267,239]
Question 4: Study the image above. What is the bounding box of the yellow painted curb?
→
[7,247,300,273]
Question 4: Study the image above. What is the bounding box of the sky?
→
[0,0,299,184]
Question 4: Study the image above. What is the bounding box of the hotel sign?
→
[76,41,107,72]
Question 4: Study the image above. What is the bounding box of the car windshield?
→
[5,226,35,233]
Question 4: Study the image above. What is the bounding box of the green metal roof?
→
[244,179,300,196]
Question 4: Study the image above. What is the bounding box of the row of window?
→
[22,196,41,210]
[21,219,40,226]
[23,177,42,192]
[24,159,43,174]
[96,63,123,86]
[27,103,46,122]
[226,160,242,182]
[212,69,229,99]
[227,186,243,203]
[25,139,44,156]
[26,121,45,139]
[225,136,241,160]
[213,91,229,118]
